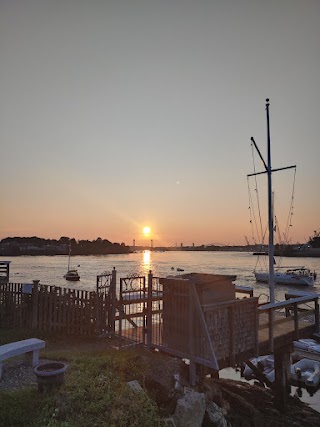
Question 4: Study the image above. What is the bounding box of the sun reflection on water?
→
[140,250,153,276]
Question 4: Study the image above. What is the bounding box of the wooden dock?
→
[258,295,319,355]
[120,302,318,364]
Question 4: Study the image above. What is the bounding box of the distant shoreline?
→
[2,248,320,257]
[1,237,320,257]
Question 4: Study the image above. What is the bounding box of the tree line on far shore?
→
[0,236,132,256]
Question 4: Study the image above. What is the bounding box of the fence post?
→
[228,305,235,366]
[188,282,196,385]
[268,309,274,353]
[314,298,320,334]
[119,277,123,342]
[294,304,299,340]
[96,274,100,335]
[32,280,40,329]
[274,348,291,412]
[110,267,117,336]
[147,270,153,348]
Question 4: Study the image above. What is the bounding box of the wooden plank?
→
[62,288,67,332]
[293,348,320,362]
[259,316,295,331]
[286,290,320,299]
[259,295,318,311]
[90,291,96,336]
[85,291,91,335]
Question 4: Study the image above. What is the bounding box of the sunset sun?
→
[143,226,151,237]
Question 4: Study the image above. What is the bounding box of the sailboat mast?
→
[266,99,275,304]
[248,99,296,301]
[68,244,71,271]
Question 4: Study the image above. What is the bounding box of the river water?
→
[1,251,320,411]
[2,250,320,298]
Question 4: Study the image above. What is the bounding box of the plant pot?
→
[34,362,68,392]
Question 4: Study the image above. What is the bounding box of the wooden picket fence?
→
[0,282,109,336]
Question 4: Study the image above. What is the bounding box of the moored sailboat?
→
[254,267,315,287]
[64,245,80,281]
[248,99,316,293]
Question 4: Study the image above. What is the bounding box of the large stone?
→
[203,402,229,427]
[160,418,177,426]
[172,390,206,427]
[127,380,144,393]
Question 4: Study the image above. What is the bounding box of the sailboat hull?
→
[64,270,80,281]
[64,244,80,281]
[255,271,314,286]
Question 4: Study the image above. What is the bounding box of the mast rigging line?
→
[284,167,297,242]
[248,141,264,245]
[247,163,297,271]
[247,98,296,304]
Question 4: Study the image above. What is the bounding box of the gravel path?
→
[0,358,61,391]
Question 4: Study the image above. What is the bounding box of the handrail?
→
[258,295,319,353]
[258,295,318,311]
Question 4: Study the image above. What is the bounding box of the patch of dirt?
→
[0,359,60,391]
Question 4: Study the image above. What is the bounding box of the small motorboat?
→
[292,339,320,363]
[291,358,320,387]
[177,268,184,272]
[293,339,320,354]
[242,355,275,383]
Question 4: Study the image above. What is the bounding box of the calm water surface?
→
[2,251,320,300]
[2,251,320,411]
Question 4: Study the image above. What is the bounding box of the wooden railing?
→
[258,295,320,353]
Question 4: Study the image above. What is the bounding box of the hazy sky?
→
[1,0,319,246]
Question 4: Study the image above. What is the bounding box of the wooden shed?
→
[159,273,237,354]
[158,273,258,371]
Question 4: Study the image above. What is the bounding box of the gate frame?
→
[96,268,116,336]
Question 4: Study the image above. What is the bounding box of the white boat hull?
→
[255,271,314,286]
[243,355,275,383]
[291,358,320,387]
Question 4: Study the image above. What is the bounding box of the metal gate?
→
[118,274,147,345]
[117,271,163,346]
[96,268,116,336]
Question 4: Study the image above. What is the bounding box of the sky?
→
[1,0,320,247]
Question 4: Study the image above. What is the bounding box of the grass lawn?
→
[0,329,160,427]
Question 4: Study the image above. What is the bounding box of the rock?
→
[160,417,177,426]
[172,390,206,427]
[127,380,144,393]
[203,402,229,427]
